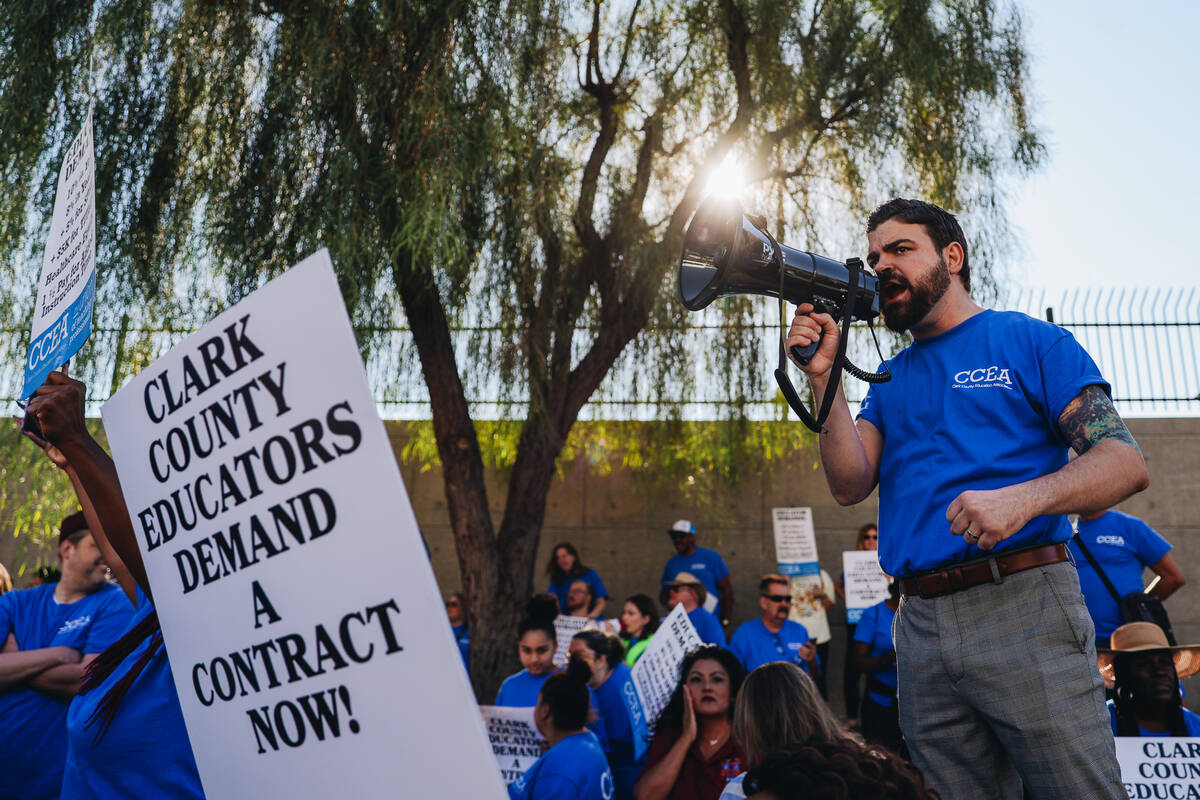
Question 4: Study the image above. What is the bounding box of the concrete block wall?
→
[407,417,1200,716]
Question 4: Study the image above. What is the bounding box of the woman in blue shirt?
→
[508,656,614,800]
[497,597,561,706]
[546,543,608,618]
[851,583,904,757]
[571,630,644,799]
[1102,622,1200,737]
[25,372,205,798]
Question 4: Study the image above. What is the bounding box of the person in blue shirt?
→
[0,511,134,800]
[1100,622,1200,737]
[660,520,734,626]
[570,631,645,799]
[727,574,817,675]
[446,592,470,673]
[508,655,615,800]
[546,542,608,618]
[665,572,726,646]
[497,596,562,706]
[1069,509,1185,647]
[786,198,1148,800]
[23,370,205,798]
[851,584,903,756]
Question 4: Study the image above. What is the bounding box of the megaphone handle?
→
[789,322,823,366]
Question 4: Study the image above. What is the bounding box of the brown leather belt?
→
[897,543,1069,599]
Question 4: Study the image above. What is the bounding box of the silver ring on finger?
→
[965,528,980,542]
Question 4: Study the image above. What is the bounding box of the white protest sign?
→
[1115,737,1200,799]
[23,109,96,398]
[787,572,833,645]
[773,508,830,642]
[101,251,504,798]
[843,550,890,624]
[630,605,703,740]
[552,616,621,665]
[772,507,819,577]
[553,615,593,666]
[479,706,547,785]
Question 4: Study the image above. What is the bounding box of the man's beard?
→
[881,255,951,333]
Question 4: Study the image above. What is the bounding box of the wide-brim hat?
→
[667,571,707,605]
[1096,622,1200,688]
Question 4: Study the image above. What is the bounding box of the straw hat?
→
[1096,622,1200,688]
[666,571,707,605]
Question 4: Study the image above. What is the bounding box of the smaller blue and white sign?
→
[772,507,819,577]
[843,550,889,624]
[22,109,96,399]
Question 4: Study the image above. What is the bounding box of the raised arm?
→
[946,385,1149,550]
[25,372,152,601]
[786,305,883,505]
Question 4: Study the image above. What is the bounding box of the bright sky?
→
[1005,0,1199,293]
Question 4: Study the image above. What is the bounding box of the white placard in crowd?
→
[787,573,833,644]
[23,109,96,399]
[630,605,703,737]
[1115,737,1200,799]
[479,706,547,785]
[552,616,620,665]
[843,550,890,624]
[772,507,819,577]
[553,615,593,666]
[101,251,504,798]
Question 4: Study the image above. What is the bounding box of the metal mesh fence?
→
[3,286,1197,419]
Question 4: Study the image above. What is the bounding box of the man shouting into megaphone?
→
[787,198,1147,800]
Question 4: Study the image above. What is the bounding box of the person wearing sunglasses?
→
[834,522,879,725]
[728,575,817,676]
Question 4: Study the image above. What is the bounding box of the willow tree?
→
[0,0,1040,699]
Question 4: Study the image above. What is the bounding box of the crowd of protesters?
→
[2,199,1196,800]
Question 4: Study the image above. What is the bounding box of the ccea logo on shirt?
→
[952,365,1014,390]
[57,614,92,635]
[1095,535,1127,546]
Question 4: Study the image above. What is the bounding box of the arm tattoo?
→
[1057,384,1141,456]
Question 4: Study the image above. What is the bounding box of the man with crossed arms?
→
[787,198,1147,799]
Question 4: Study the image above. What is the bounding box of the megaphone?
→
[678,196,890,431]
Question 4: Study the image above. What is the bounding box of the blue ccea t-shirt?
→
[547,568,609,613]
[853,601,898,707]
[452,623,470,673]
[1069,511,1172,640]
[661,547,730,617]
[0,583,133,800]
[857,310,1108,578]
[685,606,726,646]
[592,663,646,797]
[61,589,204,799]
[508,731,615,800]
[728,618,812,674]
[496,669,554,707]
[496,668,609,751]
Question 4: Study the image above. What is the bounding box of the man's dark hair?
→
[867,198,970,292]
[59,511,90,548]
[759,573,790,594]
